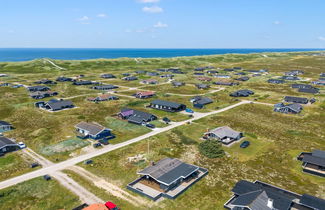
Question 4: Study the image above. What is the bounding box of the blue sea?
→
[0,48,323,62]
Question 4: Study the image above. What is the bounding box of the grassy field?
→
[63,170,138,210]
[0,51,324,209]
[0,177,81,210]
[78,103,325,209]
[0,151,38,181]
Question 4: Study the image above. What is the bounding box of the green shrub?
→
[198,140,225,158]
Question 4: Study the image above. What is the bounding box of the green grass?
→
[105,117,151,144]
[79,103,325,209]
[0,152,38,181]
[0,177,81,210]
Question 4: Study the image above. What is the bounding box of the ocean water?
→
[0,48,323,62]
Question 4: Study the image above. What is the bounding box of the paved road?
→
[0,100,250,190]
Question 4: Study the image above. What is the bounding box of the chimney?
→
[267,198,274,209]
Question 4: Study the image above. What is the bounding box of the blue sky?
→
[1,0,325,48]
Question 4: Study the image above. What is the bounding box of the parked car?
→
[99,139,109,145]
[84,159,93,165]
[18,142,26,149]
[146,123,155,128]
[185,108,194,113]
[105,201,120,210]
[240,141,250,148]
[43,175,51,181]
[30,162,40,168]
[162,117,171,124]
[93,142,102,148]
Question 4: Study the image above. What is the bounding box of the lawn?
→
[0,177,81,210]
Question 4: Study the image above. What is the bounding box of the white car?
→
[17,142,26,149]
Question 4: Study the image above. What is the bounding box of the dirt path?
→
[68,166,152,207]
[22,148,104,205]
[43,59,66,70]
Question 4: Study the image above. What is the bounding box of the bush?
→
[198,140,225,158]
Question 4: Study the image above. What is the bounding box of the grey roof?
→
[75,122,108,136]
[268,79,285,84]
[122,108,157,122]
[138,158,199,186]
[313,150,325,158]
[151,100,184,109]
[231,180,297,210]
[207,126,241,139]
[0,121,11,126]
[287,103,303,113]
[46,100,74,111]
[232,190,272,210]
[300,194,325,210]
[0,137,16,148]
[128,115,146,124]
[302,153,325,167]
[195,97,213,105]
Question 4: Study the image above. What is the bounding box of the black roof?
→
[151,100,184,109]
[28,86,50,91]
[93,85,118,89]
[284,96,309,104]
[0,137,16,148]
[0,121,11,126]
[291,84,313,89]
[300,194,325,210]
[298,88,319,94]
[73,80,93,85]
[46,100,74,110]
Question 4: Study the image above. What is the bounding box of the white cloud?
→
[273,21,281,25]
[97,13,107,18]
[153,21,168,28]
[142,6,163,13]
[78,16,89,21]
[318,36,325,41]
[137,0,160,3]
[76,16,90,24]
[125,29,132,33]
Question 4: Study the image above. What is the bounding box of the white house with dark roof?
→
[0,121,13,132]
[0,137,20,155]
[203,126,243,145]
[297,150,325,177]
[127,158,208,200]
[224,180,325,210]
[75,122,113,140]
[149,100,186,112]
[274,103,303,114]
[35,99,75,112]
